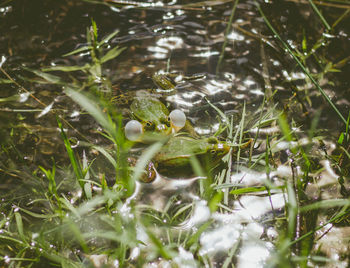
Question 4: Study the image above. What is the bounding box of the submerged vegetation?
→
[1,0,350,267]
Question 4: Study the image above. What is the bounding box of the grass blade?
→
[64,87,118,141]
[307,0,331,31]
[216,0,239,74]
[133,142,164,182]
[57,117,84,189]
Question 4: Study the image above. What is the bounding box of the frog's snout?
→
[216,142,230,156]
[220,143,230,155]
[156,124,168,133]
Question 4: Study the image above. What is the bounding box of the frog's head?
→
[129,98,170,136]
[126,98,188,141]
[125,119,170,142]
[152,73,176,91]
[206,137,230,162]
[142,109,187,134]
[141,117,170,133]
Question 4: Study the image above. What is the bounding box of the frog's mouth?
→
[155,123,171,134]
[218,142,230,155]
[212,143,230,162]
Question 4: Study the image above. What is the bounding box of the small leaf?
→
[101,46,126,64]
[209,191,223,212]
[98,30,120,47]
[28,69,63,84]
[15,212,25,241]
[42,64,90,72]
[338,132,344,145]
[278,113,293,142]
[91,18,98,40]
[63,46,92,57]
[84,183,92,199]
[302,34,307,53]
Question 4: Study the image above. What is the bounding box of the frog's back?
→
[131,97,169,122]
[158,137,209,160]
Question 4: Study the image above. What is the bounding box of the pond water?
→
[0,0,349,267]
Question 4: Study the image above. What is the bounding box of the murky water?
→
[1,0,349,267]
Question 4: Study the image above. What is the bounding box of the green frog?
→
[154,136,230,176]
[139,136,230,181]
[111,73,192,140]
[151,73,177,93]
[125,97,198,141]
[130,97,172,134]
[113,72,205,105]
[112,73,177,106]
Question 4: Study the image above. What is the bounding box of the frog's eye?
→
[165,116,171,126]
[160,117,170,126]
[169,109,186,131]
[210,149,216,155]
[144,121,155,130]
[125,120,143,141]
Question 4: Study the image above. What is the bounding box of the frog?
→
[112,72,205,105]
[111,73,177,106]
[112,72,201,141]
[130,97,172,134]
[125,97,198,141]
[138,136,230,181]
[151,73,177,93]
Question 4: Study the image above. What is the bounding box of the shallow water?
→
[1,0,349,267]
